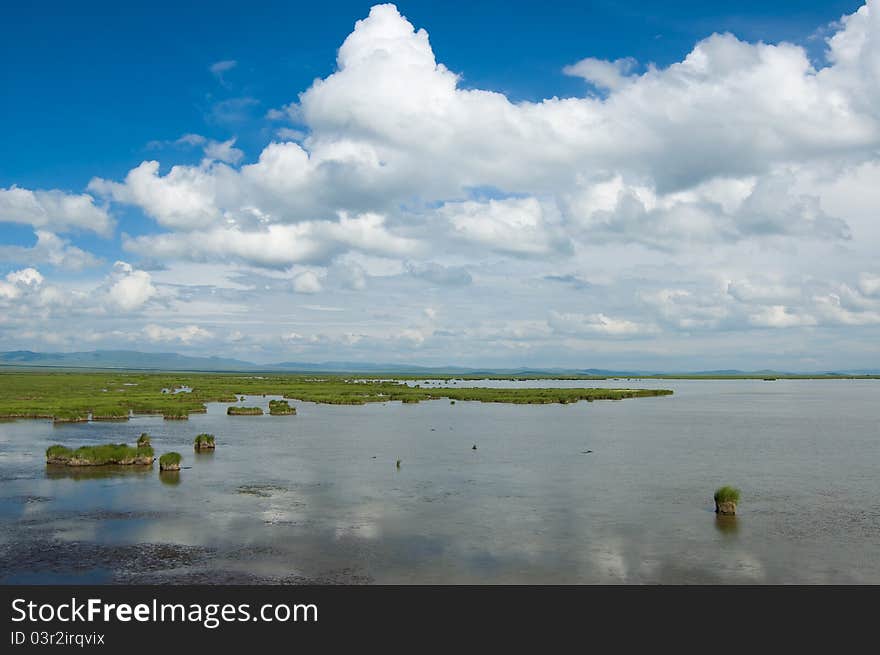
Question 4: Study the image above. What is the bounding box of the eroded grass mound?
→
[159,452,182,471]
[193,434,215,450]
[227,406,263,415]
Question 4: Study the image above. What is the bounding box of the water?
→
[1,379,878,583]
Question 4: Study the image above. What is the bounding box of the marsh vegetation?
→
[268,399,296,415]
[714,485,741,515]
[46,443,155,466]
[0,371,673,422]
[193,434,215,450]
[159,452,182,471]
[227,406,264,415]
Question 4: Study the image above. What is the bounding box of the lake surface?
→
[1,379,878,583]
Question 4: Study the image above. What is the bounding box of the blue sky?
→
[1,1,879,369]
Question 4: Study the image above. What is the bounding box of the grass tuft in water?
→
[714,486,741,504]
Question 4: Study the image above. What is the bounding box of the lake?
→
[1,379,878,583]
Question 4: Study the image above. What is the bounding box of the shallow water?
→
[1,379,878,583]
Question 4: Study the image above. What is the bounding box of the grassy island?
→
[0,371,676,419]
[159,452,182,471]
[194,434,215,450]
[46,443,154,466]
[227,406,263,415]
[268,399,296,415]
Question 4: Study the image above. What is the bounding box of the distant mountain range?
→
[0,350,878,376]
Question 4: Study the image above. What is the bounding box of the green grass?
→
[194,433,215,448]
[227,406,264,415]
[46,443,154,466]
[159,452,182,467]
[53,410,89,423]
[268,399,296,415]
[46,444,72,459]
[137,432,151,447]
[714,486,741,504]
[0,371,675,419]
[91,407,130,420]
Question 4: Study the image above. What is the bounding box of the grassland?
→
[0,371,673,421]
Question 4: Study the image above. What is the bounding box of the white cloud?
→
[0,267,44,300]
[209,60,237,76]
[143,323,213,343]
[748,305,818,328]
[292,271,322,294]
[549,311,656,336]
[813,293,880,325]
[441,197,572,256]
[88,1,880,272]
[859,273,880,296]
[106,261,157,312]
[123,212,421,267]
[0,230,100,270]
[89,161,222,230]
[203,137,244,164]
[563,57,637,90]
[0,186,113,235]
[177,133,208,146]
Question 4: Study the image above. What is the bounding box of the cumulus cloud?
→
[0,267,44,300]
[106,261,157,312]
[85,1,880,274]
[123,211,420,267]
[0,186,113,235]
[441,197,572,256]
[292,271,322,294]
[0,230,100,270]
[89,161,222,230]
